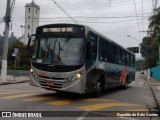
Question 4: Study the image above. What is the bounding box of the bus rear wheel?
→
[121,77,128,89]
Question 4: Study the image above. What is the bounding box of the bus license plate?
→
[45,81,54,86]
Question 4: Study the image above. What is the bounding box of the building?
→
[24,1,40,44]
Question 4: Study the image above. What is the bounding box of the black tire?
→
[56,91,64,95]
[94,81,102,98]
[121,78,128,89]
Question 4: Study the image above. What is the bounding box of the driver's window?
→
[86,32,98,69]
[88,32,98,60]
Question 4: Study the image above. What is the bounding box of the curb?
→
[143,75,160,113]
[0,80,29,85]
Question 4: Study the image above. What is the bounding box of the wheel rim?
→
[97,82,101,93]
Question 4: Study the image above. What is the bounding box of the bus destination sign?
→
[43,27,74,33]
[39,26,85,35]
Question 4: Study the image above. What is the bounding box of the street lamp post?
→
[127,35,141,43]
[127,35,150,80]
[20,25,26,43]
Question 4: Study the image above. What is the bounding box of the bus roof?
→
[38,23,135,56]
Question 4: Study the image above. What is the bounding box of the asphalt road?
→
[0,72,159,120]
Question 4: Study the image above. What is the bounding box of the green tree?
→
[9,32,18,46]
[140,7,160,68]
[136,59,145,70]
[8,41,32,70]
[140,37,159,68]
[149,7,160,37]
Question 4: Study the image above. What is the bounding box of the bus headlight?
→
[73,72,83,81]
[67,72,83,82]
[74,73,82,79]
[30,68,35,76]
[30,68,33,73]
[30,68,38,78]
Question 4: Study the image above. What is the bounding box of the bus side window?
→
[121,50,124,65]
[124,51,127,65]
[87,31,98,60]
[129,54,131,66]
[91,41,96,54]
[99,38,107,62]
[116,47,121,64]
[133,55,135,67]
[108,42,115,63]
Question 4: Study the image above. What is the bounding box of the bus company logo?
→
[2,112,11,117]
[40,71,45,76]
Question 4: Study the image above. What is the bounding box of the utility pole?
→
[1,0,11,82]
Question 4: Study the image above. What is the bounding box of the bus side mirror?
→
[27,37,31,48]
[86,41,91,59]
[26,34,35,53]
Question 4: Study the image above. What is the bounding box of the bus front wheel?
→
[94,81,102,98]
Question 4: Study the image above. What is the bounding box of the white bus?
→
[29,23,135,97]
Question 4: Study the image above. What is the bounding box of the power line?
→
[12,17,149,23]
[10,0,16,14]
[45,0,150,8]
[12,15,150,20]
[142,0,145,37]
[133,0,141,40]
[50,0,77,23]
[11,8,152,15]
[10,0,138,9]
[59,0,151,10]
[0,0,151,13]
[38,0,151,12]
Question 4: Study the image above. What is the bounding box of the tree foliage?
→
[0,33,32,70]
[141,7,160,68]
[8,40,32,70]
[9,32,18,46]
[136,59,145,70]
[149,7,160,36]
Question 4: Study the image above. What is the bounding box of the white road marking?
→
[76,112,89,120]
[157,86,160,90]
[139,82,144,85]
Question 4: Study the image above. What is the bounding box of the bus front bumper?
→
[29,74,85,94]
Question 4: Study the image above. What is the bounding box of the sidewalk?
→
[146,77,160,112]
[0,75,29,85]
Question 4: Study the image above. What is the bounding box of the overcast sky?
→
[0,0,159,59]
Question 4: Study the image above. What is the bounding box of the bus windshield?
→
[32,37,85,66]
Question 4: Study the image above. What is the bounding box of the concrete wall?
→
[0,70,30,76]
[150,66,160,81]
